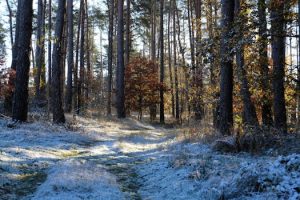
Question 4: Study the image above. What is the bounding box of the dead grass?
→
[176,119,219,144]
[176,120,300,155]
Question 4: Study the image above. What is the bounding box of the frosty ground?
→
[0,116,299,200]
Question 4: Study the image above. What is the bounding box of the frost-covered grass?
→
[0,118,125,200]
[136,142,300,200]
[30,159,124,200]
[0,117,299,200]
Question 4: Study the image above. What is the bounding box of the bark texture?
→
[219,0,235,135]
[51,0,66,123]
[270,0,287,133]
[12,0,34,121]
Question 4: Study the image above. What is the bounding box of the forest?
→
[0,0,299,199]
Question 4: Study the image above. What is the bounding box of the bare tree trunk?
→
[47,0,52,115]
[149,0,157,121]
[151,0,156,61]
[297,0,300,130]
[78,0,85,114]
[85,0,91,101]
[258,0,273,126]
[270,0,287,133]
[187,0,195,71]
[61,17,67,105]
[74,0,82,115]
[65,0,73,112]
[219,0,235,135]
[12,0,34,122]
[235,0,258,127]
[159,0,165,123]
[107,0,114,116]
[193,0,204,120]
[51,0,66,123]
[100,30,105,107]
[11,0,21,71]
[35,0,46,102]
[206,0,218,127]
[41,0,47,98]
[188,0,196,121]
[176,6,189,119]
[116,0,126,118]
[173,0,179,121]
[125,0,130,66]
[168,0,175,117]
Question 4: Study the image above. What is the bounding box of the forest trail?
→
[66,117,176,200]
[0,117,299,200]
[0,117,177,200]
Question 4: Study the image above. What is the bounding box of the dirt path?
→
[75,118,175,199]
[0,117,176,200]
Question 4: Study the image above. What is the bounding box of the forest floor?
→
[0,115,299,200]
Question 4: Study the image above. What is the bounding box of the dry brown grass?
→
[176,119,299,155]
[176,119,220,144]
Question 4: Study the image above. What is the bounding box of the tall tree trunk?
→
[107,0,114,116]
[219,0,235,135]
[176,6,189,119]
[47,0,52,114]
[168,0,175,117]
[125,0,130,66]
[85,0,91,101]
[173,0,179,120]
[235,0,258,127]
[193,0,204,120]
[116,0,126,118]
[65,0,73,112]
[99,30,105,106]
[78,0,85,114]
[188,0,195,71]
[159,0,165,123]
[41,0,47,98]
[151,0,157,61]
[74,0,82,114]
[35,0,46,102]
[189,0,198,121]
[149,0,157,121]
[297,0,300,129]
[258,0,273,126]
[12,0,34,122]
[270,0,287,133]
[51,0,66,123]
[11,0,21,71]
[206,0,218,127]
[61,17,67,104]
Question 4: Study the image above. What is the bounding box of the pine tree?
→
[12,0,34,122]
[159,0,165,123]
[35,0,46,102]
[116,0,126,118]
[51,0,66,123]
[219,0,235,135]
[270,0,287,133]
[107,0,114,116]
[65,0,74,113]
